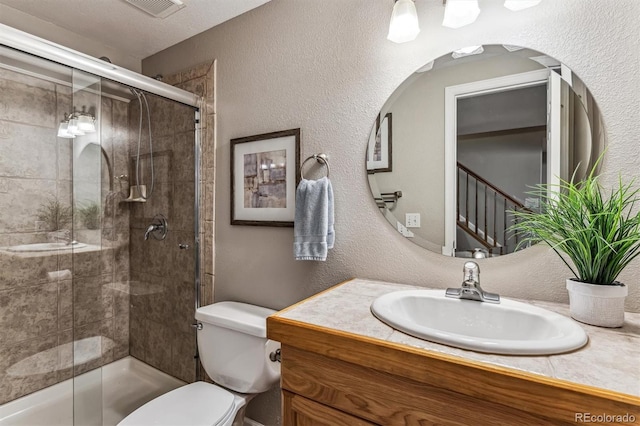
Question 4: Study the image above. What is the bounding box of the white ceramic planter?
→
[566,279,628,328]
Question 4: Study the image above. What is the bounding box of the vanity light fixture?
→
[442,0,480,29]
[503,0,542,11]
[57,106,96,138]
[387,0,420,44]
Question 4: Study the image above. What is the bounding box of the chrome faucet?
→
[445,261,500,303]
[49,229,73,245]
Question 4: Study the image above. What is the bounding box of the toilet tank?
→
[194,301,281,393]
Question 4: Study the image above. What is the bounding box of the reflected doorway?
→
[444,69,550,257]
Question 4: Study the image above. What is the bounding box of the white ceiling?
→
[0,0,271,60]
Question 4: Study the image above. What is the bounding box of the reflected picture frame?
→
[367,112,392,173]
[230,128,301,226]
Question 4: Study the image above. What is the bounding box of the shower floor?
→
[0,356,185,426]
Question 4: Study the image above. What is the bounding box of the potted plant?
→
[511,165,640,327]
[77,202,101,230]
[37,198,73,243]
[37,198,72,231]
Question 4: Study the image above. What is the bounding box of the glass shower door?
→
[1,44,200,425]
[70,69,105,426]
[0,46,77,423]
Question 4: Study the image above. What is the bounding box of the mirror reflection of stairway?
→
[456,162,533,258]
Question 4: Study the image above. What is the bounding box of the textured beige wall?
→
[144,1,640,423]
[144,0,640,309]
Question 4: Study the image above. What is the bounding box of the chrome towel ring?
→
[300,153,330,179]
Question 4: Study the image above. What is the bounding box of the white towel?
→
[294,177,335,261]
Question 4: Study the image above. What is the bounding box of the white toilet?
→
[118,301,281,426]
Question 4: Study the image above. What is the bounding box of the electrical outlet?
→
[406,213,421,228]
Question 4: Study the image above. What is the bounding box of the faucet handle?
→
[447,260,499,303]
[144,214,168,241]
[463,261,480,284]
[144,224,157,241]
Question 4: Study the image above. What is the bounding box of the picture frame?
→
[367,112,392,173]
[231,128,301,226]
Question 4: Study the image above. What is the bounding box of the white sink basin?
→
[371,290,588,355]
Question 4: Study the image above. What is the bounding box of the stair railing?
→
[457,162,529,255]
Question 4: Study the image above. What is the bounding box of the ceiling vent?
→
[124,0,185,19]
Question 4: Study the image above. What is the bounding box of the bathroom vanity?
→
[267,279,640,425]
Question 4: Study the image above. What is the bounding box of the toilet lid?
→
[118,382,235,426]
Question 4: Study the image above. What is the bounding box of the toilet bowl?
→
[118,382,248,426]
[118,302,280,426]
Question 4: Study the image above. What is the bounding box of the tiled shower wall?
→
[0,66,130,404]
[128,60,215,383]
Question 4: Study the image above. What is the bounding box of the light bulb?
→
[77,114,96,132]
[57,122,75,138]
[67,117,85,136]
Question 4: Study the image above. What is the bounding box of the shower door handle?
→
[178,244,190,250]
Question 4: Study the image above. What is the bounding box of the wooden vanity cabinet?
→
[282,390,376,426]
[268,317,640,426]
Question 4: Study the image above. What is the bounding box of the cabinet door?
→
[282,391,377,426]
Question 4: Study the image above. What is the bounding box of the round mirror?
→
[367,45,604,258]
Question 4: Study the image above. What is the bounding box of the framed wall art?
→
[231,128,301,226]
[367,112,392,173]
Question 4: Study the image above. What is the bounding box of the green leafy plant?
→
[37,199,72,231]
[77,202,101,230]
[510,166,640,285]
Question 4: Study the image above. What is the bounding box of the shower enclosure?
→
[0,25,209,425]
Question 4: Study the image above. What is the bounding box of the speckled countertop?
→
[277,278,640,398]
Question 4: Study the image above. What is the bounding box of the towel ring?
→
[300,154,330,179]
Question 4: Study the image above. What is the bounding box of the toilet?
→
[118,301,281,426]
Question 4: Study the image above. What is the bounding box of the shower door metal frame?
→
[0,23,201,108]
[193,109,203,380]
